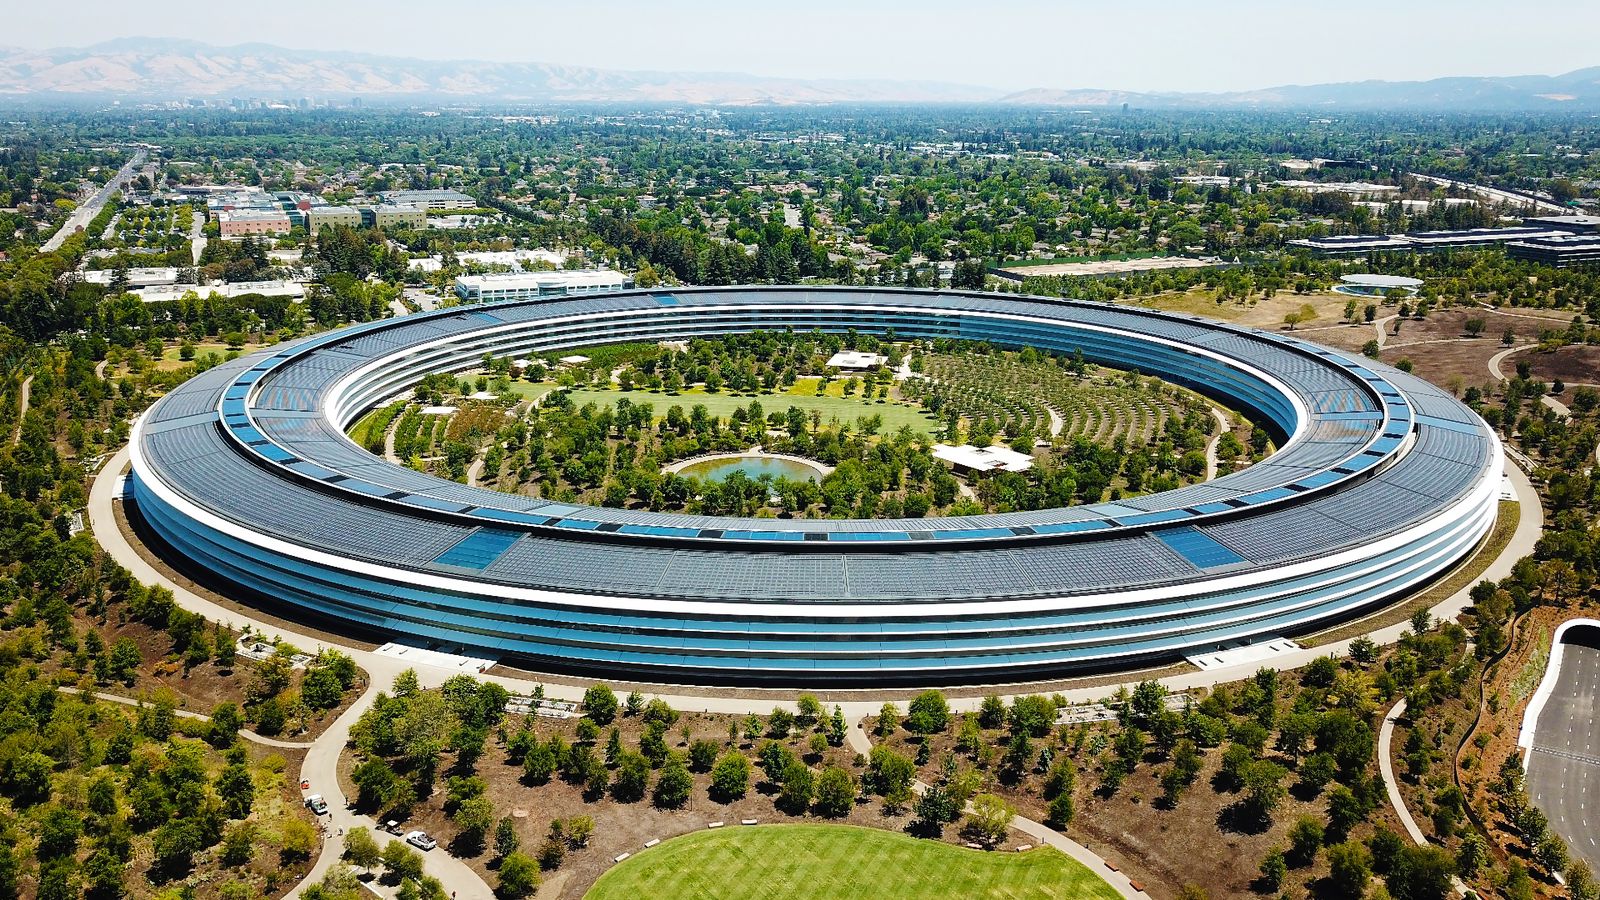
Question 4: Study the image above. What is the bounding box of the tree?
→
[1288,816,1324,867]
[814,766,855,818]
[965,793,1014,846]
[494,817,520,861]
[496,852,541,899]
[582,684,619,725]
[867,746,916,811]
[209,702,244,747]
[653,754,692,809]
[452,795,496,849]
[1259,848,1287,891]
[611,751,650,802]
[344,827,382,872]
[913,784,959,836]
[1385,845,1455,900]
[1327,841,1372,899]
[778,761,814,814]
[906,690,951,735]
[710,751,751,801]
[382,840,424,883]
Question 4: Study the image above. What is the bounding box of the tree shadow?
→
[1216,800,1273,835]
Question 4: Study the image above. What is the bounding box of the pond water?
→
[675,455,826,483]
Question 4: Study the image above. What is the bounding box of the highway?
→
[41,147,149,252]
[1526,625,1600,872]
[1408,173,1568,215]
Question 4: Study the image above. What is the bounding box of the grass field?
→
[584,825,1121,900]
[512,382,940,436]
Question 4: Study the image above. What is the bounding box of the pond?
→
[673,454,828,483]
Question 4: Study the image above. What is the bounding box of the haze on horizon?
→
[10,0,1600,94]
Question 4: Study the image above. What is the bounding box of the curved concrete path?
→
[1379,698,1470,896]
[57,686,312,749]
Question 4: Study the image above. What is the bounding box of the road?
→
[1524,626,1600,873]
[42,148,149,252]
[1408,173,1568,215]
[190,204,207,266]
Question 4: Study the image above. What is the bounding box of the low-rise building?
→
[365,204,426,230]
[453,269,634,302]
[1507,234,1600,268]
[82,267,181,289]
[825,351,888,371]
[216,209,291,237]
[932,443,1034,474]
[307,205,363,231]
[381,189,477,210]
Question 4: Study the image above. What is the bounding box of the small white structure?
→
[558,355,591,366]
[933,443,1034,474]
[1337,274,1423,298]
[825,350,888,371]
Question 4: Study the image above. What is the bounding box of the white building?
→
[453,270,633,302]
[83,267,181,289]
[933,443,1035,474]
[825,351,888,370]
[381,189,477,210]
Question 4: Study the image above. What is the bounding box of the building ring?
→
[128,287,1502,685]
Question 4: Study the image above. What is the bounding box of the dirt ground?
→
[339,709,1030,900]
[1521,344,1600,387]
[865,673,1408,900]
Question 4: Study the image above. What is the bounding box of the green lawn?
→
[512,382,939,436]
[584,824,1121,900]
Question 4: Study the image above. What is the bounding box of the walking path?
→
[1488,344,1572,417]
[10,375,31,445]
[1378,698,1470,896]
[56,687,313,749]
[1375,314,1400,350]
[1203,407,1229,481]
[844,720,1142,898]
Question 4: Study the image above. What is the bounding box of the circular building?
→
[1336,274,1424,298]
[128,287,1501,685]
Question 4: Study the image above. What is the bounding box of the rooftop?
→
[932,443,1035,473]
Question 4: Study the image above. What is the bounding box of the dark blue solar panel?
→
[433,529,521,570]
[1153,526,1246,569]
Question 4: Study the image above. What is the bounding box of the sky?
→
[10,0,1600,93]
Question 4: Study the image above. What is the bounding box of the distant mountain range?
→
[1,38,1598,110]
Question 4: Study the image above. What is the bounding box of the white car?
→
[405,830,437,851]
[305,794,328,815]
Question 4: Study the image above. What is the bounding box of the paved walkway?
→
[1378,698,1470,896]
[10,375,30,445]
[56,686,312,749]
[1203,407,1229,480]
